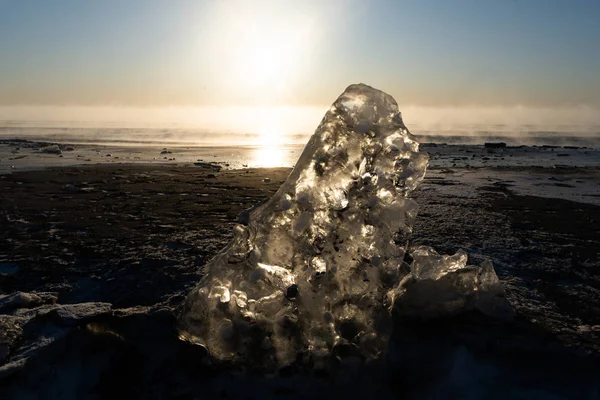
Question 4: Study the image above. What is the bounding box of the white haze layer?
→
[1,105,599,134]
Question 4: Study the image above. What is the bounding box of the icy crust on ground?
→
[178,84,510,367]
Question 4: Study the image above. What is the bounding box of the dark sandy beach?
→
[1,162,600,398]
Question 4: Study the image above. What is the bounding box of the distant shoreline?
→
[1,137,599,175]
[1,135,599,149]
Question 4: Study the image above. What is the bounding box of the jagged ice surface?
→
[393,246,513,320]
[178,84,510,368]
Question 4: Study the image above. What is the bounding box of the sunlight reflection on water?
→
[249,145,297,168]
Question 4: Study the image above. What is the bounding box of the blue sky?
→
[1,0,599,107]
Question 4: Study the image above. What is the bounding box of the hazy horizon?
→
[1,104,599,135]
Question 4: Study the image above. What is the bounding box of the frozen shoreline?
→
[2,137,599,173]
[2,138,599,206]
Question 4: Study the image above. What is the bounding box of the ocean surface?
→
[1,123,600,148]
[1,122,599,173]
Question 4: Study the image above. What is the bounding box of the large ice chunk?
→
[178,83,510,368]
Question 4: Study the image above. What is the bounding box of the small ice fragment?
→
[39,144,62,155]
[392,250,512,320]
[410,246,469,280]
[475,260,514,320]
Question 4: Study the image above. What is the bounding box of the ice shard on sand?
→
[178,83,511,368]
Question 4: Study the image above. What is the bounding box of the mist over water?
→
[1,105,599,148]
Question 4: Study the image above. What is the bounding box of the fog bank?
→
[1,105,599,135]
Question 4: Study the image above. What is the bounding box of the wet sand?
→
[1,163,600,398]
[0,165,290,306]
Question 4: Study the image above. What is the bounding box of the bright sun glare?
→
[244,44,286,88]
[251,146,287,168]
[203,0,320,165]
[234,21,309,98]
[258,127,282,147]
[252,123,287,167]
[254,107,286,148]
[206,0,316,101]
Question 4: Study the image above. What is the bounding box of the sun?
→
[236,28,302,94]
[204,1,316,100]
[244,43,286,89]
